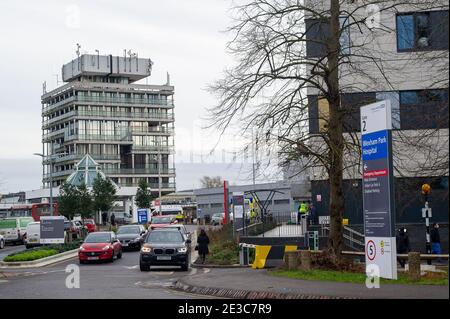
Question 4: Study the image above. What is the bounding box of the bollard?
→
[408,252,421,282]
[300,250,312,271]
[284,251,300,270]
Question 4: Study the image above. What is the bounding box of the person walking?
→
[196,229,210,264]
[309,203,317,226]
[430,223,441,263]
[396,227,410,268]
[102,212,107,226]
[110,213,116,227]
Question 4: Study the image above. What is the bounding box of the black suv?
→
[139,228,191,271]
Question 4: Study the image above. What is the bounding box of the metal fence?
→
[236,211,305,238]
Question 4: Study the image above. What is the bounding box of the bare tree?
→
[209,0,448,262]
[200,176,224,188]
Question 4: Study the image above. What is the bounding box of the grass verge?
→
[268,269,449,286]
[3,240,81,262]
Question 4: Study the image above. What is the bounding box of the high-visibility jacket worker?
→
[299,202,307,214]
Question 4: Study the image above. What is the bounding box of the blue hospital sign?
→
[361,100,397,280]
[137,209,148,224]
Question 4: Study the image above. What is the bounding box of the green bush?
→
[3,240,81,262]
[4,249,59,262]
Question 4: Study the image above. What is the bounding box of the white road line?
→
[124,265,139,269]
[188,268,197,276]
[203,268,210,274]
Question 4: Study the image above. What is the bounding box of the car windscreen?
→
[152,217,172,224]
[146,231,183,243]
[117,226,140,234]
[84,233,111,243]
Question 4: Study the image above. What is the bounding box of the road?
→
[0,248,220,299]
[0,225,220,299]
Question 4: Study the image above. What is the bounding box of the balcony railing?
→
[130,126,174,134]
[64,132,132,142]
[43,110,174,128]
[43,154,121,164]
[76,96,174,107]
[132,145,174,152]
[116,182,176,189]
[42,95,173,115]
[102,168,176,175]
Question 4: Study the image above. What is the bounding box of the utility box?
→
[304,231,319,251]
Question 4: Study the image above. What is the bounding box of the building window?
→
[399,89,449,129]
[397,11,449,51]
[305,17,351,57]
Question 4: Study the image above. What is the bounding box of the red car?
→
[83,219,96,233]
[148,215,178,228]
[78,231,122,264]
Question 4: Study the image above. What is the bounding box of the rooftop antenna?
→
[53,74,61,87]
[123,49,127,72]
[147,58,153,75]
[127,49,132,72]
[42,81,47,94]
[76,43,81,71]
[95,49,100,69]
[166,72,170,86]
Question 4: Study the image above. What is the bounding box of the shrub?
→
[4,249,59,262]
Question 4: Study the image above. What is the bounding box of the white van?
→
[25,222,41,249]
[0,217,34,245]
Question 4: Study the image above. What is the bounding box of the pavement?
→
[175,267,449,299]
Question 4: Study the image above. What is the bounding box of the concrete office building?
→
[40,51,176,195]
[302,2,449,231]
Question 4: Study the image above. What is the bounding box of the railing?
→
[117,182,176,189]
[321,224,365,250]
[65,133,132,142]
[236,212,304,237]
[132,145,174,152]
[130,126,174,134]
[42,110,174,128]
[42,95,173,114]
[43,154,122,164]
[102,168,176,175]
[75,96,174,107]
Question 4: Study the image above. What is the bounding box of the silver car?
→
[0,234,5,249]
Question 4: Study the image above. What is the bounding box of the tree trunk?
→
[327,0,345,262]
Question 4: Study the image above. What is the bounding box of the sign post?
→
[232,192,245,237]
[40,216,65,244]
[361,100,397,280]
[137,208,149,225]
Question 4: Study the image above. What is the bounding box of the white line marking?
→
[124,265,139,269]
[189,268,197,276]
[203,268,210,274]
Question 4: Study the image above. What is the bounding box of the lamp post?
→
[422,183,432,265]
[34,147,67,215]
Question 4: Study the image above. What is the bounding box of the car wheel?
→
[79,259,85,265]
[0,239,4,249]
[140,263,150,271]
[181,263,189,271]
[117,249,122,259]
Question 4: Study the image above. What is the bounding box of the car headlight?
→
[178,247,188,253]
[141,246,152,253]
[102,245,112,251]
[79,247,86,252]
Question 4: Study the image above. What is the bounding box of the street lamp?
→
[33,149,67,215]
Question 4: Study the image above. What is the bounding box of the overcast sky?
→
[0,0,275,193]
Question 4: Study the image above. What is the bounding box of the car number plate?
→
[157,256,171,261]
[87,257,99,260]
[29,239,38,242]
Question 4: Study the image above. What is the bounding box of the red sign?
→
[363,169,388,178]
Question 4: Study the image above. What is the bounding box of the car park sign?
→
[40,216,65,244]
[137,209,149,224]
[361,100,397,280]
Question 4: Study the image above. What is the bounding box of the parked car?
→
[83,219,96,233]
[78,231,122,264]
[0,217,34,245]
[0,234,4,249]
[25,222,41,249]
[114,212,133,225]
[64,220,80,239]
[116,224,146,250]
[211,213,225,226]
[149,215,178,227]
[139,227,191,271]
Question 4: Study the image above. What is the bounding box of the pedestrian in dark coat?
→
[110,213,116,226]
[396,227,410,268]
[197,229,210,264]
[430,223,442,263]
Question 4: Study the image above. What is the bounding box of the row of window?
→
[305,10,448,57]
[308,88,449,133]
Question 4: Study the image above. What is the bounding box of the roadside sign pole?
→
[361,100,397,280]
